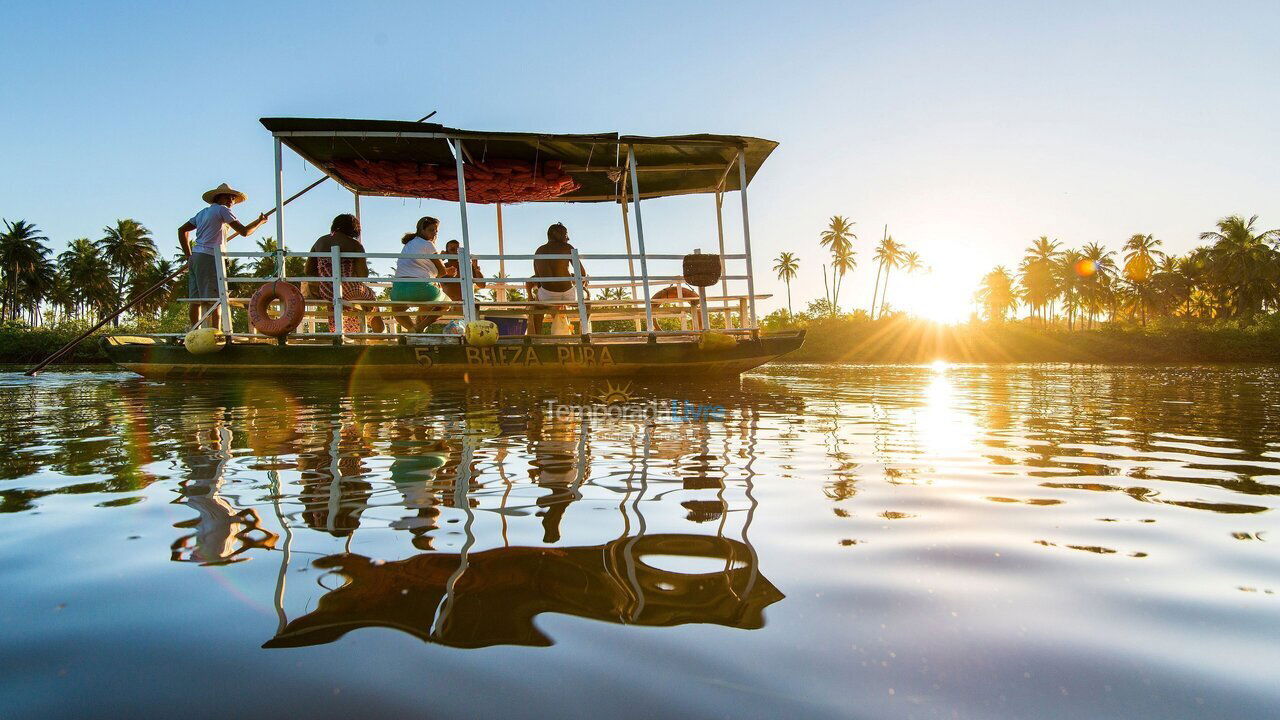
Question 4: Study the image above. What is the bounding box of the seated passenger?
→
[527,223,587,335]
[306,213,385,333]
[392,217,449,333]
[442,239,486,302]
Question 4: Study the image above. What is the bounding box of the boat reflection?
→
[155,376,796,650]
[265,533,780,649]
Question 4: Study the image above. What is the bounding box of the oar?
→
[25,111,439,376]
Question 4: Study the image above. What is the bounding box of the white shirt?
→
[396,236,440,278]
[189,204,238,256]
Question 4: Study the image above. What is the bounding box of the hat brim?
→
[202,187,247,204]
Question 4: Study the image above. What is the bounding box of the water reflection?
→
[3,365,1280,717]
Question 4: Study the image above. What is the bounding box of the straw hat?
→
[202,182,247,205]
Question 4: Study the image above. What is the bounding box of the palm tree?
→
[1122,233,1165,326]
[1019,236,1061,323]
[819,216,856,309]
[871,236,904,319]
[58,237,114,321]
[1079,242,1116,328]
[97,219,156,325]
[0,220,52,322]
[1054,249,1085,329]
[772,251,800,316]
[976,266,1017,321]
[1198,215,1280,317]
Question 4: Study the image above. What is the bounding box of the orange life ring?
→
[249,280,305,337]
[651,285,700,312]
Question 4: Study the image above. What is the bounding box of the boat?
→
[103,117,804,378]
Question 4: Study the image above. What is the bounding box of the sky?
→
[2,0,1278,321]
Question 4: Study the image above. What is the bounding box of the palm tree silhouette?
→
[1198,215,1280,317]
[871,235,903,319]
[772,251,799,316]
[819,216,856,309]
[1122,234,1165,326]
[97,219,156,325]
[0,219,51,322]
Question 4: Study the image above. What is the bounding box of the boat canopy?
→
[260,117,778,203]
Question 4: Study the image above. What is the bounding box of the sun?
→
[595,381,633,405]
[893,246,983,324]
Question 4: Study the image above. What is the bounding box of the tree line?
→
[976,214,1280,326]
[772,215,924,320]
[0,218,305,326]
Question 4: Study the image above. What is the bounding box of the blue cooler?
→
[485,316,528,336]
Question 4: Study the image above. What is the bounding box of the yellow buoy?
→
[465,320,499,347]
[699,332,736,351]
[184,327,225,355]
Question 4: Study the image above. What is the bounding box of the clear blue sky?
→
[3,0,1277,318]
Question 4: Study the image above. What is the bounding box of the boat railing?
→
[184,245,767,343]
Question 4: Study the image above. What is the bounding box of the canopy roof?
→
[260,117,778,203]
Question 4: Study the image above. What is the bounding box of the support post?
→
[274,138,285,251]
[495,203,507,302]
[737,150,758,328]
[626,146,655,334]
[214,245,232,333]
[620,175,641,330]
[452,139,479,323]
[694,249,711,332]
[571,247,589,337]
[353,192,361,223]
[715,190,732,329]
[330,245,343,341]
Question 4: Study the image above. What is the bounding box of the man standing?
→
[527,223,586,335]
[178,182,267,329]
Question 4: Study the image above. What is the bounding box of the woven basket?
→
[683,253,722,287]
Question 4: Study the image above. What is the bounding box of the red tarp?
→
[331,158,580,204]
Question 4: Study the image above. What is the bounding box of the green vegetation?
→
[766,309,1280,363]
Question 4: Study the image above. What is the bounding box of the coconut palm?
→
[976,266,1017,321]
[1198,215,1280,317]
[1121,233,1165,326]
[1078,242,1116,327]
[819,216,856,308]
[0,220,52,322]
[58,238,115,321]
[871,236,904,319]
[97,219,156,325]
[1019,236,1061,323]
[772,251,800,316]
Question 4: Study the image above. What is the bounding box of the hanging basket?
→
[683,253,722,288]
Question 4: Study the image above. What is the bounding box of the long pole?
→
[25,110,438,375]
[495,203,506,301]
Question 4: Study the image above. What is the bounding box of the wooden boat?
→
[104,117,803,379]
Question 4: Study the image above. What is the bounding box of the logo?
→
[545,382,724,423]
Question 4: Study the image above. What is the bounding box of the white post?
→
[274,138,285,251]
[452,139,479,323]
[737,150,758,328]
[214,245,232,334]
[571,247,589,335]
[715,190,731,329]
[626,146,655,333]
[330,245,343,340]
[495,203,507,302]
[620,177,641,330]
[353,192,361,223]
[695,248,711,332]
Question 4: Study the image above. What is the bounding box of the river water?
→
[1,364,1277,719]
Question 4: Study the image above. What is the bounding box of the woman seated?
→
[392,217,450,333]
[306,213,385,333]
[442,239,486,302]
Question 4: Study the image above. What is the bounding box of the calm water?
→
[1,364,1278,719]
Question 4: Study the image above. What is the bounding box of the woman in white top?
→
[392,217,452,332]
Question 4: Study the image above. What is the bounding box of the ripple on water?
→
[0,364,1278,718]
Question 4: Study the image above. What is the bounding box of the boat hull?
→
[101,332,804,379]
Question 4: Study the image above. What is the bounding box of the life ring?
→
[651,285,700,313]
[249,280,305,337]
